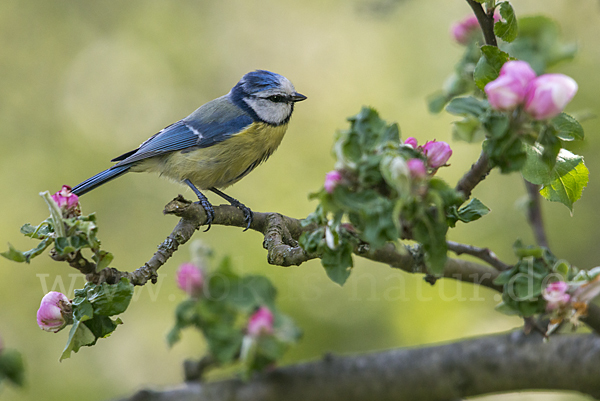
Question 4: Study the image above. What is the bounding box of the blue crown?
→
[238,70,284,94]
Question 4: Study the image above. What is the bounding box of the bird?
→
[71,70,306,231]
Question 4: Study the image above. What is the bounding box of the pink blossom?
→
[51,185,79,210]
[451,12,500,45]
[51,185,80,217]
[524,74,578,120]
[324,171,343,194]
[176,263,204,297]
[543,281,571,311]
[450,15,480,45]
[37,291,72,333]
[247,306,274,337]
[407,159,426,179]
[485,61,537,111]
[404,137,418,148]
[422,141,452,168]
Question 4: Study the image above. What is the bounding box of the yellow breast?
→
[137,122,289,189]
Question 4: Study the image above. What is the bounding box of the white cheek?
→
[245,98,291,125]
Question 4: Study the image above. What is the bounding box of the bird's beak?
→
[291,92,307,102]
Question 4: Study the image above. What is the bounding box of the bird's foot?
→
[209,187,253,231]
[229,199,253,231]
[184,179,215,231]
[194,199,214,232]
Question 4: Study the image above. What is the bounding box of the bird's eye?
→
[267,95,286,103]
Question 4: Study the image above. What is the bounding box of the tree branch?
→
[60,196,600,334]
[454,151,492,200]
[447,240,511,271]
[115,331,600,401]
[465,0,498,47]
[524,180,549,248]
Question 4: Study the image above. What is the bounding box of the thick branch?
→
[116,331,600,401]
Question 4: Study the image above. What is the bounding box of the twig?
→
[454,151,492,200]
[447,240,511,271]
[524,180,549,248]
[465,0,498,47]
[115,331,600,401]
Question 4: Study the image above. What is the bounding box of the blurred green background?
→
[1,1,599,400]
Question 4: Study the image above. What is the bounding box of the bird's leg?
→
[184,179,214,232]
[209,188,253,231]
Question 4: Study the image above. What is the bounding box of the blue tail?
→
[72,165,131,196]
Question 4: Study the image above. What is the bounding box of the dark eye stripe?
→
[267,95,288,103]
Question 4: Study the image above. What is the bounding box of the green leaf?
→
[494,301,520,316]
[86,278,134,316]
[1,238,52,263]
[513,240,544,259]
[228,275,278,311]
[60,320,96,361]
[447,198,490,227]
[321,242,354,285]
[92,250,113,271]
[452,116,485,143]
[83,316,122,339]
[552,113,584,141]
[427,92,449,114]
[493,266,517,285]
[413,214,448,275]
[494,2,518,42]
[522,145,571,185]
[522,146,588,211]
[0,349,25,387]
[72,298,94,322]
[1,243,27,263]
[23,237,52,262]
[445,96,488,117]
[540,158,588,212]
[20,221,52,239]
[473,46,511,90]
[502,16,576,73]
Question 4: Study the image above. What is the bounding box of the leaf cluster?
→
[301,108,486,285]
[2,210,113,271]
[167,257,300,376]
[61,278,134,361]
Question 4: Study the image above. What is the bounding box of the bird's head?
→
[230,70,306,126]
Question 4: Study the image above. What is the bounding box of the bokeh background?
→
[1,1,599,400]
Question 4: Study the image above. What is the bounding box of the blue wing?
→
[112,96,254,167]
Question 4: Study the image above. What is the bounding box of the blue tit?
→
[71,70,306,230]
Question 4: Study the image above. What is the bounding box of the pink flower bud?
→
[176,263,204,297]
[247,306,274,337]
[450,15,480,45]
[324,171,343,194]
[37,291,72,333]
[543,281,571,311]
[450,12,501,45]
[524,74,578,120]
[404,137,418,148]
[407,159,426,179]
[485,61,537,111]
[422,141,452,168]
[51,185,80,217]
